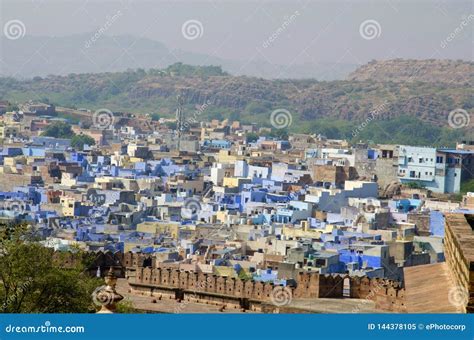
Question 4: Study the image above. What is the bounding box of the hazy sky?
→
[0,0,472,67]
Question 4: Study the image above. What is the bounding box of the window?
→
[419,158,423,163]
[408,157,413,163]
[436,156,444,163]
[410,171,416,178]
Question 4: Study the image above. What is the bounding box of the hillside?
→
[0,34,357,80]
[348,59,474,84]
[0,60,472,146]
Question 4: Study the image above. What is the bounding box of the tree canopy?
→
[0,224,101,313]
[41,121,74,139]
[71,134,96,150]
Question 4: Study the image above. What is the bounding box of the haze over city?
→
[0,0,472,78]
[0,1,473,338]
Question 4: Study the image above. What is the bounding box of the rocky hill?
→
[348,59,473,84]
[0,60,472,145]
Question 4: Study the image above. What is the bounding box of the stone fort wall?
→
[444,213,474,313]
[126,252,405,313]
[54,250,406,312]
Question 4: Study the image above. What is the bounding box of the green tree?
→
[0,224,101,313]
[238,269,253,281]
[267,128,289,140]
[246,132,259,143]
[405,181,426,189]
[460,179,474,194]
[41,121,75,138]
[71,134,95,150]
[165,121,177,130]
[116,298,139,313]
[6,103,19,112]
[151,113,161,121]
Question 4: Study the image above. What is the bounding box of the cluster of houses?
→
[1,103,474,294]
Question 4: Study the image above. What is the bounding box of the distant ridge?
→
[347,59,473,84]
[0,60,472,146]
[0,34,357,80]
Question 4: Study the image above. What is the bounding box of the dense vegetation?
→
[0,224,137,313]
[0,224,101,313]
[1,61,472,146]
[41,121,95,150]
[41,121,74,138]
[460,179,474,194]
[71,134,96,150]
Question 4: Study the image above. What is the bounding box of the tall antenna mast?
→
[175,92,185,151]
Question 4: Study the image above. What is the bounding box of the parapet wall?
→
[52,251,406,312]
[444,213,474,313]
[129,266,406,312]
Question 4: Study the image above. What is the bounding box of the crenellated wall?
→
[350,276,406,312]
[133,266,278,303]
[128,265,406,312]
[52,250,406,312]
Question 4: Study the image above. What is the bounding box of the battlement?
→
[52,250,405,312]
[128,265,406,312]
